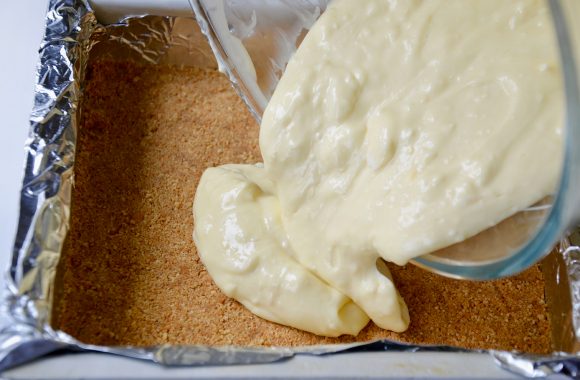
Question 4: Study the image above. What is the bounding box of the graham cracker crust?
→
[51,59,552,354]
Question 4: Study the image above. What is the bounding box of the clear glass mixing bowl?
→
[189,0,580,280]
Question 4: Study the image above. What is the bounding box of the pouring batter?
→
[194,0,563,336]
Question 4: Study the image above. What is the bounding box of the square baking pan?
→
[2,1,580,379]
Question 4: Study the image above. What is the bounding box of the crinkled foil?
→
[2,0,580,377]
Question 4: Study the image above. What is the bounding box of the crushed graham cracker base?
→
[51,60,552,354]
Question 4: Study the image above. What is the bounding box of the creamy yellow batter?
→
[193,0,563,336]
[194,164,370,336]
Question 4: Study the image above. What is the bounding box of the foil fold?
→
[2,0,580,377]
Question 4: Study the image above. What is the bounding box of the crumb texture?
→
[52,60,551,354]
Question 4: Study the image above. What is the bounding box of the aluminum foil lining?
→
[2,0,580,377]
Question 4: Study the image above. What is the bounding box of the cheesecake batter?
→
[194,164,370,336]
[194,0,563,335]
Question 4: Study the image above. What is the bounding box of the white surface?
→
[0,2,50,273]
[4,352,522,380]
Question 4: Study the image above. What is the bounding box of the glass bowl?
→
[189,0,580,280]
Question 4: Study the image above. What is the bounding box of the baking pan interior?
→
[49,15,577,355]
